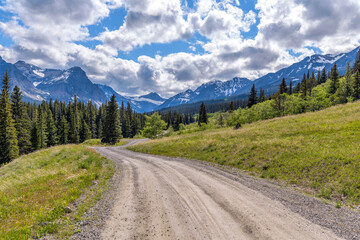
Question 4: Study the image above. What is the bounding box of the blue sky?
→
[72,0,260,61]
[0,0,359,96]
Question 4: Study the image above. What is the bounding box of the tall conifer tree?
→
[247,84,257,108]
[69,95,80,143]
[80,119,91,143]
[37,107,47,149]
[289,81,293,95]
[353,49,360,74]
[343,62,353,99]
[300,74,307,98]
[11,86,31,154]
[198,102,208,125]
[46,108,58,147]
[30,109,40,150]
[0,71,19,163]
[229,101,234,112]
[259,89,266,102]
[102,94,122,144]
[330,63,339,94]
[279,78,288,94]
[320,67,327,84]
[353,71,360,100]
[58,115,69,144]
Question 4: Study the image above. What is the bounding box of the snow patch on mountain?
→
[48,71,70,83]
[33,69,45,78]
[132,97,164,105]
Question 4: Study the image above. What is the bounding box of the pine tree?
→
[130,112,140,138]
[173,114,183,131]
[80,119,91,143]
[69,95,80,143]
[120,102,131,138]
[11,86,22,122]
[120,102,130,138]
[10,86,31,155]
[247,84,257,108]
[288,81,293,95]
[96,105,104,138]
[320,67,327,84]
[37,107,47,149]
[259,89,266,102]
[58,115,69,144]
[102,94,122,144]
[353,48,360,74]
[198,102,208,125]
[17,107,32,155]
[308,71,316,96]
[293,83,301,94]
[46,108,58,147]
[126,102,138,138]
[87,101,97,138]
[353,71,360,100]
[279,78,288,94]
[30,121,40,150]
[300,74,307,98]
[329,63,339,94]
[0,71,19,163]
[343,62,353,99]
[189,114,195,123]
[229,101,234,112]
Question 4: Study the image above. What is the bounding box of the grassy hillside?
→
[0,145,114,239]
[130,101,360,206]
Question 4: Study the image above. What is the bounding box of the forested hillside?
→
[0,71,146,165]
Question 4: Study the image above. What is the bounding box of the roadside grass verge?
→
[82,138,126,147]
[0,145,114,239]
[129,101,360,206]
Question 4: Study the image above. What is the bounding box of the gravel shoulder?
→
[72,140,360,240]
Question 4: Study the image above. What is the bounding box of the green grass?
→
[129,101,360,206]
[0,145,114,239]
[82,138,126,147]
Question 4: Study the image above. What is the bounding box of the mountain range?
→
[0,46,358,112]
[158,46,359,109]
[0,58,166,112]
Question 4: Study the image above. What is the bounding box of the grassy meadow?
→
[0,145,114,239]
[130,101,360,206]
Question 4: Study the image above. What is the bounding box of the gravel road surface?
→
[72,140,360,240]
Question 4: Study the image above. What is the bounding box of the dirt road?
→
[78,140,352,240]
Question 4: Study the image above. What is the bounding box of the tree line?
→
[226,52,360,127]
[0,71,146,165]
[246,61,360,110]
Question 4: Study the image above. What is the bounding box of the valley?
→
[1,1,360,239]
[72,141,359,240]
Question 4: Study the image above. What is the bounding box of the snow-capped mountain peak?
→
[157,77,252,109]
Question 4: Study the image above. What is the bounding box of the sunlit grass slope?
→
[0,145,114,239]
[130,101,360,205]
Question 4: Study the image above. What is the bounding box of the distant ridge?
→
[1,46,358,113]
